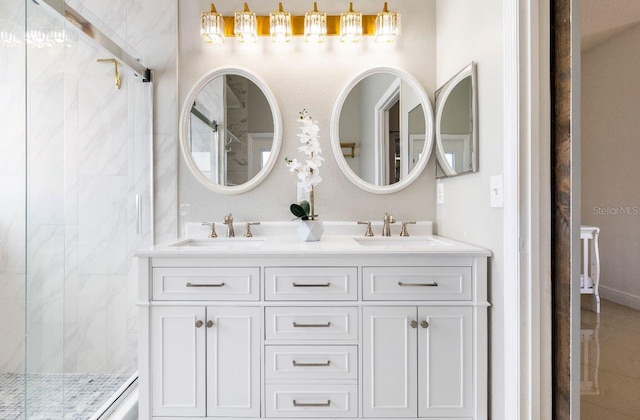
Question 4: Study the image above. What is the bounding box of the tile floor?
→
[0,372,129,419]
[581,298,640,420]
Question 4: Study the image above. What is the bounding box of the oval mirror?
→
[330,67,434,194]
[435,62,478,177]
[179,68,282,194]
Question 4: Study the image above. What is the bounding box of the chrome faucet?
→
[223,213,235,237]
[382,213,395,236]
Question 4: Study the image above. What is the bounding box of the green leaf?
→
[290,203,309,220]
[299,200,310,215]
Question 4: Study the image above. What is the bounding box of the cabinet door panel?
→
[362,306,417,417]
[207,306,261,417]
[418,306,473,418]
[151,306,206,417]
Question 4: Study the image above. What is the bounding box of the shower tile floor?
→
[0,373,129,419]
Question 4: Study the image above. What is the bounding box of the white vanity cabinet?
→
[150,306,261,418]
[137,238,489,420]
[362,306,473,418]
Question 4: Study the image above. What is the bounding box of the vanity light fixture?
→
[270,2,292,43]
[199,2,398,43]
[340,2,362,43]
[304,2,327,43]
[234,2,258,43]
[201,3,225,44]
[374,2,400,43]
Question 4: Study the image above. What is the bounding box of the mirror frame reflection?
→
[179,67,283,194]
[330,67,435,194]
[435,62,478,178]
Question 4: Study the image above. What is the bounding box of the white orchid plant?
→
[285,109,324,221]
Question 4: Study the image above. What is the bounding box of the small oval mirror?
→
[179,68,282,194]
[330,67,435,194]
[435,62,478,178]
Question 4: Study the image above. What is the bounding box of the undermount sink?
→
[353,237,448,247]
[171,238,265,248]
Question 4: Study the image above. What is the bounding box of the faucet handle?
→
[400,221,416,237]
[357,221,374,237]
[202,222,217,238]
[244,222,260,238]
[223,213,233,223]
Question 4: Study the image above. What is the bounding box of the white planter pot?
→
[298,220,324,242]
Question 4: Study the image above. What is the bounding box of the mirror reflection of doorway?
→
[387,100,400,184]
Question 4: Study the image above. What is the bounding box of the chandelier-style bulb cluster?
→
[304,2,327,44]
[201,3,225,44]
[340,2,362,43]
[375,2,400,43]
[234,2,257,43]
[270,2,292,43]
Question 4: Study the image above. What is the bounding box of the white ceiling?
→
[582,0,640,50]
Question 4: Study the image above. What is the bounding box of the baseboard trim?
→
[599,286,640,311]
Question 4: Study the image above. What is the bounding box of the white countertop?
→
[136,221,491,258]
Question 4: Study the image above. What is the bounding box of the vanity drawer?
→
[152,267,259,301]
[264,267,358,301]
[362,266,472,301]
[265,307,358,341]
[265,345,357,379]
[265,384,358,418]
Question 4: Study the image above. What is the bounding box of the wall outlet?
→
[297,182,310,202]
[437,182,444,204]
[490,175,504,208]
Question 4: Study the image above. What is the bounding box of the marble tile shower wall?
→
[0,0,27,375]
[0,0,169,375]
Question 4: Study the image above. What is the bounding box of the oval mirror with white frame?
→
[330,67,435,194]
[435,62,478,178]
[180,68,283,194]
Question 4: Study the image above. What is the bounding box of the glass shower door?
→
[0,0,152,417]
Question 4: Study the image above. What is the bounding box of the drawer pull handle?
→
[293,400,331,407]
[293,360,331,367]
[186,282,225,287]
[397,281,439,287]
[293,321,332,328]
[292,282,331,287]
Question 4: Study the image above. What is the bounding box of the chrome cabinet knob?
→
[420,320,429,329]
[195,320,204,328]
[206,320,214,328]
[410,320,418,328]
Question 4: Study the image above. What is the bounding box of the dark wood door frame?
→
[551,0,579,418]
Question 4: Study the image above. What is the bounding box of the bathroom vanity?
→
[136,225,490,420]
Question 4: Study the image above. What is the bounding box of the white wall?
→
[178,0,437,230]
[435,0,504,418]
[582,25,640,309]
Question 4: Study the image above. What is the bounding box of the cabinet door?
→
[362,306,417,417]
[207,306,261,417]
[151,306,206,417]
[417,306,473,418]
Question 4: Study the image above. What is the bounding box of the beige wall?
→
[177,0,437,230]
[582,25,640,309]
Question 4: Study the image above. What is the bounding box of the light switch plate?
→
[437,182,444,204]
[490,175,504,208]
